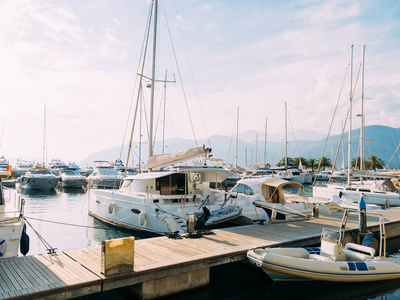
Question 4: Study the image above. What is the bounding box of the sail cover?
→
[148,145,209,170]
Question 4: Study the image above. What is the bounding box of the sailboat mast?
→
[285,102,287,168]
[256,134,258,164]
[264,117,267,165]
[148,0,158,158]
[347,45,354,185]
[43,103,47,167]
[162,70,167,154]
[235,107,239,168]
[360,44,366,171]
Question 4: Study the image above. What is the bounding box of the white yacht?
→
[48,159,69,176]
[315,170,331,181]
[313,179,400,206]
[19,167,60,190]
[0,156,8,171]
[87,161,123,189]
[88,147,244,234]
[58,168,87,189]
[0,171,29,258]
[230,177,314,222]
[12,159,34,178]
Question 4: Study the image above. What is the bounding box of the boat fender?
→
[108,203,115,214]
[0,239,7,257]
[139,212,146,226]
[20,225,30,256]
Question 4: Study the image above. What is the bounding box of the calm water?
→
[15,186,400,299]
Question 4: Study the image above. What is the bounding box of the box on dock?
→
[101,236,135,276]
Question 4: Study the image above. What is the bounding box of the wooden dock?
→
[2,207,400,299]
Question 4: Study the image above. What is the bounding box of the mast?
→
[347,45,354,185]
[139,83,143,173]
[285,102,287,168]
[148,0,158,158]
[264,117,267,165]
[360,44,366,171]
[162,70,167,154]
[43,103,47,167]
[235,107,239,168]
[255,134,258,164]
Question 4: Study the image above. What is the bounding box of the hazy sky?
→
[0,0,399,165]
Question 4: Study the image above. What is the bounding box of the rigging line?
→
[387,142,400,168]
[24,217,55,252]
[24,216,121,230]
[125,0,154,176]
[313,63,351,185]
[162,2,197,146]
[119,4,153,163]
[171,1,211,149]
[226,111,238,163]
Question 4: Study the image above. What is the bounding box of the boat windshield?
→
[98,169,117,175]
[29,170,52,175]
[231,184,254,195]
[61,170,78,175]
[321,229,340,242]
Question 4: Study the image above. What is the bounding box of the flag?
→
[6,164,14,179]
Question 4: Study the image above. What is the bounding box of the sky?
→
[0,0,399,165]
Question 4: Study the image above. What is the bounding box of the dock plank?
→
[2,207,400,299]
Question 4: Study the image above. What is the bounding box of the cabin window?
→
[156,174,187,195]
[359,189,371,193]
[231,184,254,195]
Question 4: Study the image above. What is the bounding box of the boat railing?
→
[341,209,386,257]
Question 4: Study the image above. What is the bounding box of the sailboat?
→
[88,0,244,235]
[19,104,60,191]
[312,45,400,207]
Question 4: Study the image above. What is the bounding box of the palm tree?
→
[368,155,384,172]
[292,157,307,169]
[277,156,293,167]
[318,156,332,170]
[351,157,361,169]
[307,158,317,172]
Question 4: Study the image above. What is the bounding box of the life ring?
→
[139,212,146,226]
[0,239,7,257]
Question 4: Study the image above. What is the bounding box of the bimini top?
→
[261,178,305,204]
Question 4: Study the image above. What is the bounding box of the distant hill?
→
[79,125,400,169]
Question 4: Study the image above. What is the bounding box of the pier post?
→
[358,195,367,234]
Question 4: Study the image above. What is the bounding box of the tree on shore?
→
[318,157,332,170]
[368,155,384,171]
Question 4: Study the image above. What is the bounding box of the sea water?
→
[17,186,400,299]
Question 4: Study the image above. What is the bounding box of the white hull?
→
[313,184,400,206]
[59,178,86,188]
[248,247,400,282]
[19,176,59,190]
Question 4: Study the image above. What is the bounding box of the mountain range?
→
[80,125,400,169]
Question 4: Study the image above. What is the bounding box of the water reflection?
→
[18,188,58,197]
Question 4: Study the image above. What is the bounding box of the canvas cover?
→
[148,145,208,170]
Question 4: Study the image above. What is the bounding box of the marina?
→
[1,0,400,299]
[3,203,400,299]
